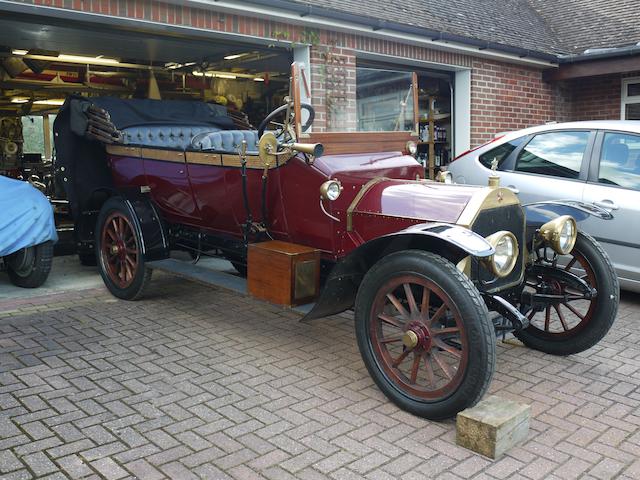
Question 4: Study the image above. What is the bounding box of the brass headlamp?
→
[482,231,519,278]
[538,215,577,255]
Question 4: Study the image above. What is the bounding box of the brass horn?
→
[289,142,324,158]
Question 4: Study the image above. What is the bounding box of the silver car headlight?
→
[483,231,518,278]
[539,215,577,255]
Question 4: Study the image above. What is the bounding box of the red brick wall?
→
[560,73,630,121]
[470,60,558,146]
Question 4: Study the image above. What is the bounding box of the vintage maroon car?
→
[54,64,618,420]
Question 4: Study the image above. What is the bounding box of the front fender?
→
[391,223,495,258]
[524,200,613,227]
[301,223,493,321]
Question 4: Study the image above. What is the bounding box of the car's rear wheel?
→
[515,232,618,355]
[6,241,53,288]
[355,250,495,420]
[96,197,151,300]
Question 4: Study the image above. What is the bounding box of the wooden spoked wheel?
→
[523,251,596,338]
[369,275,469,401]
[355,250,495,419]
[516,232,618,355]
[100,212,139,289]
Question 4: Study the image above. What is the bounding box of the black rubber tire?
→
[78,252,97,266]
[96,197,152,300]
[515,232,619,356]
[6,241,53,288]
[355,250,496,420]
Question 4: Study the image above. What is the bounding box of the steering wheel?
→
[257,102,315,142]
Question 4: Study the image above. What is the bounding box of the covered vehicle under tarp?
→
[0,176,57,256]
[53,96,235,219]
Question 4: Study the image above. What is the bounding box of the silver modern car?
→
[448,120,640,292]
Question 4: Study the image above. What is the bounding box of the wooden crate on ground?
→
[247,240,320,307]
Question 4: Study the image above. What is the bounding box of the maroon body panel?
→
[143,158,200,224]
[108,149,479,259]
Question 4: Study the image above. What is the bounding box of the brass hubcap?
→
[111,244,121,255]
[402,330,418,349]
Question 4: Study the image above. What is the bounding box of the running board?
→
[146,258,314,315]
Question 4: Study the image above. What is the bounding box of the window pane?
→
[598,132,640,191]
[625,103,640,120]
[355,68,414,132]
[627,82,640,97]
[515,131,590,179]
[21,116,44,155]
[479,137,525,169]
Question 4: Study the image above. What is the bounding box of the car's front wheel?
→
[515,232,618,355]
[96,197,151,300]
[355,250,496,420]
[6,241,53,288]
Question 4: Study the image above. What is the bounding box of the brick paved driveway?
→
[1,272,640,480]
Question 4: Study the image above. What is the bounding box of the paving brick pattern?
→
[1,275,639,479]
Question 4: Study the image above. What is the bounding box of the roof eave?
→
[241,0,559,63]
[558,44,640,63]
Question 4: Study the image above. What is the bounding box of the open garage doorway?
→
[0,12,294,173]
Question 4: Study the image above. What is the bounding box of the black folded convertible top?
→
[84,96,235,130]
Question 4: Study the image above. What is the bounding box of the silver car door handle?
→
[593,199,619,210]
[506,185,519,194]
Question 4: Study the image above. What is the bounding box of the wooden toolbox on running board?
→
[247,240,320,307]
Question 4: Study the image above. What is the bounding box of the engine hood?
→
[350,179,484,225]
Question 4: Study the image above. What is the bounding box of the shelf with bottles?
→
[418,124,448,144]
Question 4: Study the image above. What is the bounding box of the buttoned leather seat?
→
[121,125,260,154]
[190,130,260,154]
[122,125,221,150]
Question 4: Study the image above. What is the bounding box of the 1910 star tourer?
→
[54,63,619,419]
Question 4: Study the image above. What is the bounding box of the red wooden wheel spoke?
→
[392,347,413,367]
[420,286,431,317]
[564,257,578,271]
[426,303,447,328]
[410,352,422,384]
[106,229,118,242]
[432,351,454,379]
[564,302,586,320]
[386,293,410,319]
[380,335,403,344]
[403,284,419,316]
[430,327,459,336]
[433,338,462,358]
[378,313,404,329]
[554,304,569,331]
[111,218,119,236]
[125,255,136,268]
[544,306,551,332]
[424,354,435,387]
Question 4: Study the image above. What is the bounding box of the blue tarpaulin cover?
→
[0,176,58,257]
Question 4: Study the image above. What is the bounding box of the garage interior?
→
[0,13,293,169]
